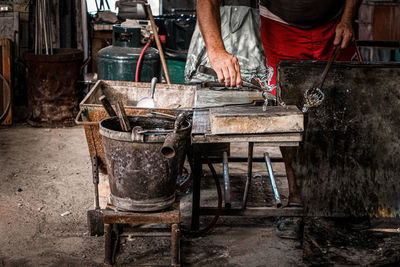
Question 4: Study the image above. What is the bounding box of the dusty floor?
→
[0,124,302,266]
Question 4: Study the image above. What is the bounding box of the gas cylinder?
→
[98,25,160,82]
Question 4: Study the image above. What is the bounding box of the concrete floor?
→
[0,124,303,266]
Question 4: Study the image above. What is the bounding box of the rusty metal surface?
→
[25,48,83,126]
[78,80,196,174]
[99,116,191,212]
[278,60,400,217]
[209,105,304,135]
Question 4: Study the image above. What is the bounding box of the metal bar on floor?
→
[264,152,282,207]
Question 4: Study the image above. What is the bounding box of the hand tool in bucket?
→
[161,112,189,158]
[99,95,117,117]
[116,101,131,131]
[302,45,340,113]
[137,77,157,108]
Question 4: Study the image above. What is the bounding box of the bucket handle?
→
[75,109,98,126]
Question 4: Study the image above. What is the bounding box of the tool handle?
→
[150,77,157,98]
[146,4,171,85]
[99,95,117,117]
[115,101,131,132]
[318,45,340,89]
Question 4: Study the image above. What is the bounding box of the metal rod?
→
[46,0,53,55]
[317,45,340,89]
[81,0,89,70]
[242,142,254,209]
[264,152,282,207]
[42,0,49,55]
[222,151,231,208]
[91,155,100,210]
[34,1,38,54]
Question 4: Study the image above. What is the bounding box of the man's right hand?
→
[208,49,242,88]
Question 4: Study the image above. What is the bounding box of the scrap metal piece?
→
[302,87,325,113]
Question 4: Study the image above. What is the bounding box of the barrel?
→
[25,48,83,126]
[99,115,191,212]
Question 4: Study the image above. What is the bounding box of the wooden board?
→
[1,39,11,125]
[209,105,303,135]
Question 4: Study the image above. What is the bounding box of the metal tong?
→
[302,45,340,113]
[198,65,277,110]
[198,65,263,90]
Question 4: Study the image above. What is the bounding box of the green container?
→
[165,51,187,84]
[98,25,160,82]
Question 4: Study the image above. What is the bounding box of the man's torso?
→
[259,0,345,29]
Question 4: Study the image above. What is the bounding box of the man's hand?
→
[333,20,355,49]
[208,49,242,87]
[334,0,361,48]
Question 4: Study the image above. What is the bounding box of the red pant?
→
[260,16,356,95]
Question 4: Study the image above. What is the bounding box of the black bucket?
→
[99,115,191,212]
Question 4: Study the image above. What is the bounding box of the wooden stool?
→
[103,201,180,266]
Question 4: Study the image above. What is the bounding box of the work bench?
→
[189,88,304,230]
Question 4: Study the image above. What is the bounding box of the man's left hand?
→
[334,20,355,49]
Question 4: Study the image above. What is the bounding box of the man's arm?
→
[197,0,242,87]
[334,0,362,49]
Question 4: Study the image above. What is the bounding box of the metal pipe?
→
[34,1,38,54]
[242,142,254,209]
[223,151,231,208]
[41,0,49,55]
[81,0,89,73]
[264,152,282,207]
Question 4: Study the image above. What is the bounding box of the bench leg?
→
[242,142,254,209]
[191,145,202,231]
[222,151,231,208]
[171,223,180,266]
[104,223,113,265]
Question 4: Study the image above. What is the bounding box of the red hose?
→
[135,37,152,82]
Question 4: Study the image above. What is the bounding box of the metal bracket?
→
[131,126,145,142]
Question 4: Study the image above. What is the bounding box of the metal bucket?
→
[25,48,83,126]
[75,80,197,174]
[99,115,191,212]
